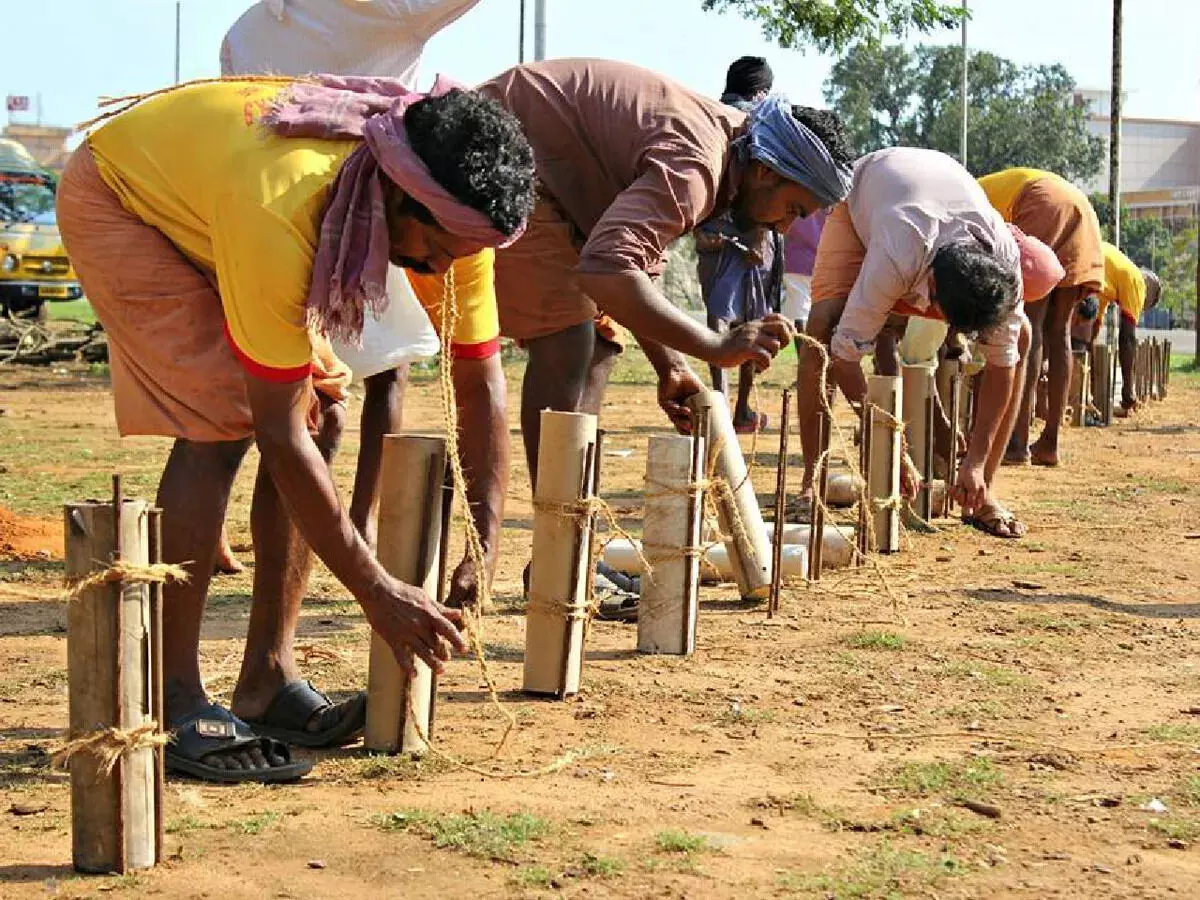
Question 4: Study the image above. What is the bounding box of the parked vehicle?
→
[0,139,82,318]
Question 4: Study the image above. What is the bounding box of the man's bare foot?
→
[1028,435,1059,467]
[214,538,245,576]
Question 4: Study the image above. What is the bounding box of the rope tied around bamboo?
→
[63,561,190,600]
[54,723,169,776]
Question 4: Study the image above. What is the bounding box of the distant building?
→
[0,124,72,173]
[1075,88,1200,224]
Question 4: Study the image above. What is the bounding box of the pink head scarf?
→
[264,74,526,342]
[1008,223,1064,302]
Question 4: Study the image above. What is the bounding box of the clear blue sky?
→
[3,0,1197,131]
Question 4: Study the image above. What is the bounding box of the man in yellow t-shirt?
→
[56,77,534,783]
[978,168,1103,467]
[1073,242,1162,414]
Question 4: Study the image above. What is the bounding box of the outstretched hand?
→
[657,365,707,433]
[714,314,794,372]
[900,452,923,501]
[365,574,468,675]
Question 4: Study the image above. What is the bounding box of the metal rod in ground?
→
[768,390,791,617]
[947,364,962,514]
[806,409,830,581]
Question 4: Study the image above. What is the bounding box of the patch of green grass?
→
[787,840,966,898]
[654,828,710,855]
[843,630,907,651]
[1176,775,1200,807]
[374,808,551,862]
[717,704,776,726]
[47,298,97,325]
[941,661,1033,690]
[228,811,280,835]
[578,851,625,878]
[1149,819,1200,843]
[511,865,554,889]
[1143,723,1200,743]
[1015,613,1090,634]
[165,814,213,835]
[873,757,1003,799]
[1170,355,1198,378]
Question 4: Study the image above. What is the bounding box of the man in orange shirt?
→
[57,77,534,782]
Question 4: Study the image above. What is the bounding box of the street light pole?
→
[959,1,968,167]
[518,0,526,63]
[174,1,182,84]
[534,0,546,62]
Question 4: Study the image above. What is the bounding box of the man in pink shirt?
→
[798,147,1062,538]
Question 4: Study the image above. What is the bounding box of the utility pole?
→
[1108,0,1122,248]
[534,0,547,62]
[518,0,526,63]
[959,1,968,167]
[174,1,182,83]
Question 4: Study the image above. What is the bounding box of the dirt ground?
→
[2,354,1199,899]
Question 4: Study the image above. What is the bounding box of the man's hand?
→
[445,549,495,610]
[364,574,468,675]
[658,365,707,433]
[952,459,988,515]
[714,314,794,371]
[900,451,923,501]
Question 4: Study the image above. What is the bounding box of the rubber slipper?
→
[166,703,311,784]
[963,507,1026,540]
[241,681,366,749]
[594,594,639,623]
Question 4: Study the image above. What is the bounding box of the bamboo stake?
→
[364,435,449,754]
[768,390,791,617]
[807,409,831,580]
[855,401,871,564]
[867,376,903,554]
[901,366,935,519]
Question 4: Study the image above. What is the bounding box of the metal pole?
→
[174,2,182,84]
[518,0,526,63]
[534,0,547,61]
[959,1,968,167]
[1109,0,1122,248]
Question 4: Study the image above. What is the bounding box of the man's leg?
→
[521,322,594,490]
[706,315,729,397]
[230,398,359,734]
[1031,285,1086,465]
[1006,298,1049,463]
[580,335,620,417]
[348,365,408,550]
[733,360,757,426]
[160,437,252,722]
[1118,316,1138,409]
[214,525,245,576]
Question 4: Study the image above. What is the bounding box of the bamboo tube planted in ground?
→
[524,410,598,697]
[685,391,772,599]
[1091,344,1114,425]
[65,488,160,874]
[901,365,936,519]
[365,435,450,755]
[637,433,704,655]
[867,375,903,553]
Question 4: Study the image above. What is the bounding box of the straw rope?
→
[54,723,168,775]
[63,561,189,600]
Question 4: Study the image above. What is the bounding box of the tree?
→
[824,43,1105,181]
[700,0,964,53]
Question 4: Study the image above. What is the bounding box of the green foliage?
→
[784,840,966,897]
[701,0,964,54]
[824,44,1104,180]
[373,808,551,862]
[579,852,625,878]
[654,828,710,854]
[874,757,1003,798]
[844,629,907,651]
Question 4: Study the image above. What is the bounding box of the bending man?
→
[797,148,1061,538]
[478,58,855,486]
[57,76,533,781]
[978,167,1103,467]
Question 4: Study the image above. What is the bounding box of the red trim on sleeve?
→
[450,337,501,360]
[223,321,312,383]
[1120,310,1139,325]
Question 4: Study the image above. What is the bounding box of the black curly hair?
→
[931,241,1020,333]
[789,105,857,169]
[403,89,535,237]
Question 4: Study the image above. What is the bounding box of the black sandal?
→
[166,703,311,784]
[241,681,366,749]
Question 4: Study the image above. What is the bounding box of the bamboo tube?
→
[684,391,771,599]
[867,376,902,553]
[523,411,597,697]
[637,433,704,655]
[768,390,791,616]
[603,526,852,577]
[65,489,158,873]
[901,365,936,518]
[364,435,449,755]
[1091,344,1114,426]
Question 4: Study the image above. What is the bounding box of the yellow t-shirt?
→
[977,168,1056,221]
[88,80,499,379]
[1097,241,1146,323]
